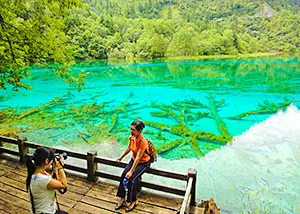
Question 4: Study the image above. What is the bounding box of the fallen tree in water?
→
[227,98,295,120]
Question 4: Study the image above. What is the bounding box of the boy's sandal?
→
[125,200,138,212]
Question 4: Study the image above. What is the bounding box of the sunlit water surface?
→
[1,57,300,213]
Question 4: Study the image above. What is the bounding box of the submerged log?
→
[194,131,229,144]
[108,113,118,132]
[206,94,232,139]
[227,99,294,120]
[18,97,61,119]
[146,121,228,144]
[156,139,183,154]
[173,99,208,109]
[189,133,204,156]
[78,131,90,144]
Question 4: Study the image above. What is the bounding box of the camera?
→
[51,152,68,194]
[54,152,68,162]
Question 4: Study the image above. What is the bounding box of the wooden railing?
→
[178,169,197,214]
[0,135,197,211]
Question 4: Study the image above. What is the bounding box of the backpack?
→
[145,139,157,163]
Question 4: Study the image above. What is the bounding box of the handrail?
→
[0,135,197,204]
[0,136,18,144]
[94,156,187,180]
[178,168,197,214]
[179,177,193,214]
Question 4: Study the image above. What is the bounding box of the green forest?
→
[0,0,299,89]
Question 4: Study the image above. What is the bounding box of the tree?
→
[0,0,86,90]
[167,26,200,57]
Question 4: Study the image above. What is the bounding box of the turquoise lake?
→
[1,57,300,213]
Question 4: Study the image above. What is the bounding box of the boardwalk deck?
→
[0,155,204,214]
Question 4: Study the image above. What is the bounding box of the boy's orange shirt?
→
[129,134,150,163]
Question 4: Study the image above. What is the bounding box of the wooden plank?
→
[95,181,117,189]
[0,190,73,213]
[86,189,117,203]
[133,200,176,214]
[91,181,182,211]
[67,176,93,189]
[0,163,15,172]
[81,195,157,214]
[91,182,117,195]
[73,202,115,214]
[179,177,193,214]
[68,208,91,214]
[0,200,28,214]
[5,172,26,184]
[136,191,182,210]
[0,170,7,177]
[56,195,78,208]
[0,190,29,211]
[87,189,176,214]
[0,147,19,156]
[0,182,29,202]
[80,195,118,212]
[58,204,71,212]
[58,190,83,201]
[11,168,27,177]
[0,209,9,214]
[0,176,26,190]
[66,183,90,195]
[0,136,18,144]
[0,159,27,177]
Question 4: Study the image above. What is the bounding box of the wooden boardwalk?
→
[0,155,203,214]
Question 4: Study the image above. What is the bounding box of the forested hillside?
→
[67,0,300,59]
[1,0,299,89]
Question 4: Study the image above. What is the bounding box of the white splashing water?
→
[148,105,300,213]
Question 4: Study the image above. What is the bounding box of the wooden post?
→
[188,168,197,206]
[18,137,28,164]
[87,151,98,182]
[0,139,3,155]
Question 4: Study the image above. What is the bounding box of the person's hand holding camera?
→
[55,156,65,169]
[49,154,68,194]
